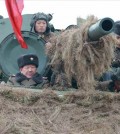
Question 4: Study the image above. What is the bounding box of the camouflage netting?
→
[48,16,116,90]
[0,86,120,134]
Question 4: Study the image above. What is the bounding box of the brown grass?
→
[0,85,119,134]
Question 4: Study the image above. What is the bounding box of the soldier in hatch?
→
[30,12,57,53]
[7,54,48,88]
[30,12,58,83]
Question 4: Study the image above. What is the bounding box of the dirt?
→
[0,85,120,134]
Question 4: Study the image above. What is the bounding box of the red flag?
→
[5,0,28,49]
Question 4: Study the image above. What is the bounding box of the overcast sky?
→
[0,0,120,29]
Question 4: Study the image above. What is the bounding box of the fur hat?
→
[17,54,39,68]
[30,12,52,34]
[114,21,120,36]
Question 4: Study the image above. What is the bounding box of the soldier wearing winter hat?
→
[30,12,58,83]
[30,12,56,42]
[7,54,48,88]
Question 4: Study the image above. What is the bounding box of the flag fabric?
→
[5,0,28,49]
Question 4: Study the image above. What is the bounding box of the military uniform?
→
[7,73,47,88]
[7,54,49,89]
[30,12,57,83]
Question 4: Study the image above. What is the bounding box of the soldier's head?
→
[17,54,39,78]
[113,21,120,47]
[114,21,120,36]
[30,12,52,35]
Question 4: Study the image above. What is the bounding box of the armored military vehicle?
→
[0,14,115,86]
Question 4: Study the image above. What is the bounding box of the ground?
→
[0,85,120,134]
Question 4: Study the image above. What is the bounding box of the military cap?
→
[17,54,39,68]
[30,12,48,27]
[30,12,53,34]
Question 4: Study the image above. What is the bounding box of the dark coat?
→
[7,72,48,88]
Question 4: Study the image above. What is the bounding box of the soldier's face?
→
[20,65,37,78]
[35,20,47,33]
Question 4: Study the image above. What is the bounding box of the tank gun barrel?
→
[88,17,114,41]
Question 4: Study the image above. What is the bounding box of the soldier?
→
[30,12,57,54]
[98,21,120,82]
[30,12,57,83]
[7,54,48,88]
[111,21,120,68]
[96,68,120,92]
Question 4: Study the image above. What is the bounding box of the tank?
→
[88,17,114,41]
[0,15,115,84]
[0,14,48,81]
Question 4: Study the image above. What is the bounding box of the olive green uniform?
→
[7,75,48,89]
